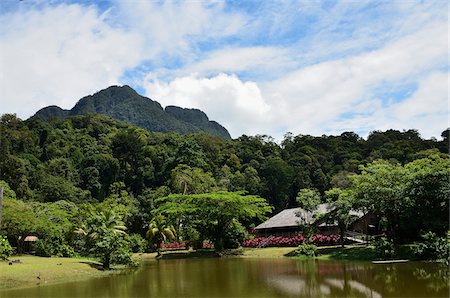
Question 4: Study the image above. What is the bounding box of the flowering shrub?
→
[242,234,340,248]
[311,234,340,246]
[161,240,214,250]
[161,241,187,250]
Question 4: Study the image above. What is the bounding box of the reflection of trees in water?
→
[414,264,449,292]
[374,265,398,293]
[264,260,449,298]
[264,260,382,297]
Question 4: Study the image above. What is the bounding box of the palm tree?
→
[75,209,128,269]
[146,215,176,257]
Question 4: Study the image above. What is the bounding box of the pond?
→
[2,258,448,297]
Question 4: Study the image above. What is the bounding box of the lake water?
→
[2,258,448,297]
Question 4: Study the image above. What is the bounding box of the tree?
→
[324,188,358,247]
[261,158,293,211]
[170,164,216,194]
[295,188,321,241]
[296,188,321,212]
[402,153,450,238]
[155,192,272,250]
[146,215,176,257]
[76,209,131,269]
[2,198,72,253]
[350,160,406,242]
[349,153,450,242]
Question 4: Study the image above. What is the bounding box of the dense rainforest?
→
[0,112,448,266]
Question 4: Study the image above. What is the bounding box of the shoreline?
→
[0,254,156,291]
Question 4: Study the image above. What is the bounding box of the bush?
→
[223,220,246,249]
[35,237,75,257]
[242,234,340,248]
[374,237,395,259]
[413,232,449,261]
[161,241,187,250]
[293,244,318,257]
[128,234,147,253]
[0,236,14,260]
[35,239,53,257]
[111,239,134,266]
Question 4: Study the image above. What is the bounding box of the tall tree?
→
[155,192,272,250]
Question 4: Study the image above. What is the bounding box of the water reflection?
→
[2,258,448,297]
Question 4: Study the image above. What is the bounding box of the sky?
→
[0,0,448,140]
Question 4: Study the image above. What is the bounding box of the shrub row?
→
[242,234,340,248]
[161,241,187,250]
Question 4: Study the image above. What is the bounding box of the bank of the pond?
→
[0,254,157,290]
[240,245,372,260]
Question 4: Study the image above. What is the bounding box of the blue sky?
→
[0,0,447,140]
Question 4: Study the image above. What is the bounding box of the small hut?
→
[22,235,38,253]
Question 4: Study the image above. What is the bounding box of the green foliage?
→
[350,153,450,242]
[155,191,272,251]
[0,108,447,261]
[261,157,293,211]
[170,164,216,194]
[324,188,358,247]
[93,230,133,269]
[128,234,147,253]
[374,237,396,259]
[146,215,176,255]
[0,180,16,200]
[412,232,449,261]
[35,237,75,258]
[0,236,14,260]
[223,219,246,249]
[77,209,131,269]
[2,198,73,253]
[293,244,318,257]
[296,188,321,212]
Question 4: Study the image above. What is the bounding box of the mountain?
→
[32,85,231,139]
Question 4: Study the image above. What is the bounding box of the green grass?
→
[241,247,298,258]
[316,245,377,261]
[242,245,378,261]
[0,255,132,290]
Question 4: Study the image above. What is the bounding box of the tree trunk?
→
[339,223,346,248]
[103,253,111,270]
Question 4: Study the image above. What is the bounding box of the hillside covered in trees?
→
[32,85,231,139]
[0,113,448,264]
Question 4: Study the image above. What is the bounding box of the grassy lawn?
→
[241,247,297,258]
[0,255,117,290]
[316,245,377,261]
[242,245,378,261]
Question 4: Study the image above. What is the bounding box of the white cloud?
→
[144,73,271,138]
[0,3,143,117]
[261,20,447,138]
[0,1,446,141]
[114,1,246,62]
[144,20,447,140]
[186,46,290,76]
[328,71,448,138]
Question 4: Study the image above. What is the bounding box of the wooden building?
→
[254,204,377,237]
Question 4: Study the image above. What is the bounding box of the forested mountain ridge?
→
[1,112,447,211]
[32,85,231,139]
[1,113,448,254]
